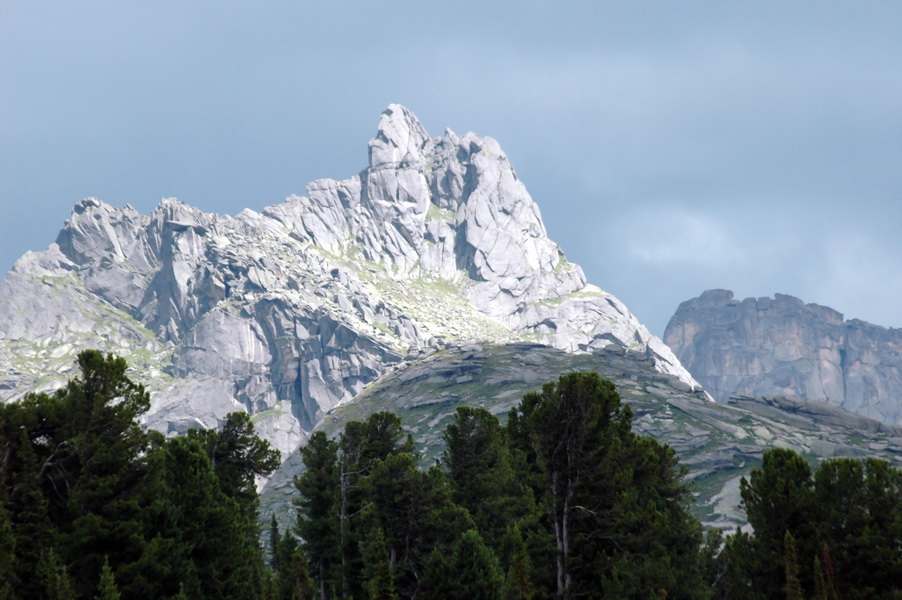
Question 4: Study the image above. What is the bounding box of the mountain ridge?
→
[0,104,699,457]
[664,289,902,425]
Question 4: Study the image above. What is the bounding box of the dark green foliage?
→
[523,372,704,599]
[359,527,396,600]
[365,454,472,598]
[452,530,504,600]
[94,557,121,600]
[783,531,804,600]
[1,350,156,597]
[812,457,902,599]
[0,493,17,600]
[699,528,726,599]
[270,519,315,600]
[36,546,76,600]
[419,548,454,599]
[172,583,189,600]
[419,531,505,600]
[293,371,707,599]
[4,426,54,598]
[271,514,282,570]
[1,350,278,600]
[501,525,534,600]
[739,448,816,597]
[720,529,766,600]
[294,430,340,598]
[811,555,833,600]
[191,411,280,516]
[442,406,536,560]
[336,412,413,599]
[156,434,265,599]
[722,448,902,599]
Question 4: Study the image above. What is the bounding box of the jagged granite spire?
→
[0,105,702,456]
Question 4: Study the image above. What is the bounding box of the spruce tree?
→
[294,430,340,599]
[783,531,804,600]
[419,548,455,600]
[271,514,282,570]
[452,530,505,600]
[360,527,397,600]
[521,371,704,599]
[740,448,816,597]
[36,546,76,600]
[95,557,121,600]
[501,525,534,600]
[0,494,17,600]
[442,406,536,560]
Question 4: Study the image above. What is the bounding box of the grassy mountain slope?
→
[261,342,902,531]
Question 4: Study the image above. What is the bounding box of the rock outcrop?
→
[0,105,699,456]
[664,289,902,424]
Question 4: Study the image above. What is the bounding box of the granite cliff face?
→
[664,289,902,425]
[0,105,699,456]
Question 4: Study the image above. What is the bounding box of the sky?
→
[1,1,900,336]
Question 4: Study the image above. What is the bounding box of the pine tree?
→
[151,435,262,600]
[783,531,804,600]
[739,448,816,598]
[812,555,828,600]
[294,430,340,599]
[419,548,456,600]
[819,545,838,600]
[5,425,55,599]
[502,525,534,600]
[522,371,704,599]
[360,527,397,600]
[271,514,282,570]
[0,493,18,600]
[171,583,189,600]
[442,406,535,559]
[365,455,473,598]
[263,574,278,600]
[95,557,121,600]
[452,530,505,600]
[192,411,280,516]
[36,546,76,600]
[284,547,315,600]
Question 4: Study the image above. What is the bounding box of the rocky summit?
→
[0,104,698,456]
[664,289,902,425]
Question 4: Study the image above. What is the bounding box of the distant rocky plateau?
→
[664,289,902,425]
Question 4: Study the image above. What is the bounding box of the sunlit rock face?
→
[664,289,902,425]
[0,105,700,456]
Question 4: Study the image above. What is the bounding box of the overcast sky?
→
[2,1,900,336]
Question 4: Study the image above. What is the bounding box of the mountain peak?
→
[2,105,702,457]
[368,104,431,169]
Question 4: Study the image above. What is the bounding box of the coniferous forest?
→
[1,351,900,599]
